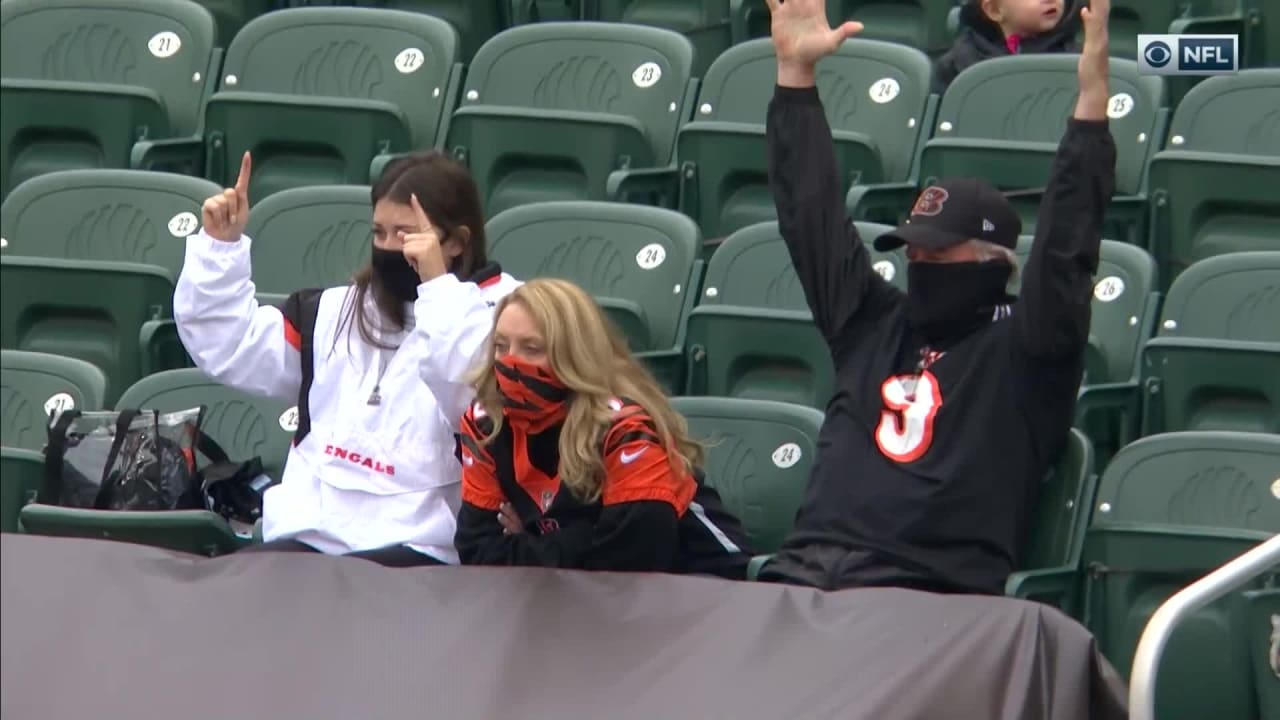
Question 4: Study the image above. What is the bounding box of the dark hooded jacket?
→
[932,0,1083,94]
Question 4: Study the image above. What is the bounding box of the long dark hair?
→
[338,151,489,350]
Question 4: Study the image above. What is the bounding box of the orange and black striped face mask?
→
[494,355,570,433]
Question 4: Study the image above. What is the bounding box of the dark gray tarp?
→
[0,535,1127,720]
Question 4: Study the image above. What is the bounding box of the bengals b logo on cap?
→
[911,186,949,217]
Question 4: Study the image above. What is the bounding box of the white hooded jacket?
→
[173,230,520,562]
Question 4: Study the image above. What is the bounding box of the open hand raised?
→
[201,152,252,243]
[1075,0,1111,119]
[400,193,449,282]
[767,0,863,85]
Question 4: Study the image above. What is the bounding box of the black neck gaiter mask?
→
[906,261,1013,345]
[370,245,422,304]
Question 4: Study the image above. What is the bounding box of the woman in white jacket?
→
[174,151,520,566]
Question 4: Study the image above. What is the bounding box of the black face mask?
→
[370,245,421,304]
[906,261,1012,344]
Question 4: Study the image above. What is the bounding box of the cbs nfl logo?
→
[1138,34,1239,76]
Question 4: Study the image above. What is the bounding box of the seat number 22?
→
[874,371,942,463]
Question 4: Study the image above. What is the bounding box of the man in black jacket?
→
[757,0,1115,595]
[933,0,1083,94]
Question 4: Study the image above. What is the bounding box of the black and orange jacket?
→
[455,397,752,578]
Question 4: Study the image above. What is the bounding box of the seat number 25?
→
[875,371,942,463]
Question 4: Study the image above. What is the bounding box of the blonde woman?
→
[454,279,751,577]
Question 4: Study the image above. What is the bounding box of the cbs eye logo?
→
[1143,40,1173,68]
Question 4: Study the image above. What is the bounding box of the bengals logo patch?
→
[911,186,949,217]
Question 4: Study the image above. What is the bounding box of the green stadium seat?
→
[610,38,935,243]
[1141,251,1280,436]
[14,367,297,557]
[1241,589,1280,720]
[0,0,219,197]
[485,201,700,392]
[447,22,696,217]
[17,506,247,556]
[1010,431,1279,720]
[0,169,220,277]
[1010,237,1160,463]
[1242,0,1279,67]
[732,0,957,55]
[1146,69,1280,289]
[858,55,1167,245]
[1,350,108,452]
[670,396,824,555]
[586,0,731,77]
[0,258,185,406]
[0,447,43,533]
[682,220,901,409]
[202,7,462,203]
[244,184,371,305]
[115,368,294,479]
[1004,428,1097,616]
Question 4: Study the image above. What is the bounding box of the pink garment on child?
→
[1005,34,1022,54]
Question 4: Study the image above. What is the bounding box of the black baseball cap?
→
[873,178,1022,252]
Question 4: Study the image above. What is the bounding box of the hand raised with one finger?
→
[400,193,449,282]
[201,152,252,243]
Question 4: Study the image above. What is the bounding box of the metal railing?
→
[1129,533,1280,720]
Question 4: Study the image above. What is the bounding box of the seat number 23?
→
[875,371,942,463]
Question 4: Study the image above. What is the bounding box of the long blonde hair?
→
[470,278,703,503]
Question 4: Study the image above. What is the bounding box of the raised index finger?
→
[409,193,432,233]
[234,152,252,196]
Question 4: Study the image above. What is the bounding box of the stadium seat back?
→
[115,368,295,480]
[245,184,372,298]
[0,257,182,406]
[485,201,699,360]
[462,22,691,163]
[675,38,932,237]
[1075,431,1278,719]
[0,0,217,195]
[924,55,1165,196]
[683,220,900,408]
[205,7,461,201]
[1162,69,1280,156]
[1,350,108,452]
[1147,69,1280,285]
[1141,252,1280,435]
[0,447,43,533]
[1020,428,1095,572]
[449,22,694,215]
[1094,431,1280,532]
[0,169,220,277]
[1011,238,1158,387]
[670,396,824,553]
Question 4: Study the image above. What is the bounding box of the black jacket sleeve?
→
[1015,118,1116,360]
[767,85,904,353]
[454,500,680,571]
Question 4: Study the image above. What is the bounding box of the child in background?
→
[933,0,1083,94]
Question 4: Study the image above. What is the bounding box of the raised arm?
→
[766,0,902,348]
[173,153,304,401]
[1016,0,1117,360]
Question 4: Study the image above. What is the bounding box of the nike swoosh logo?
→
[620,448,646,464]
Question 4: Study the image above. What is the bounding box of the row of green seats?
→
[4,0,1277,274]
[3,178,1276,452]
